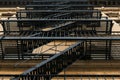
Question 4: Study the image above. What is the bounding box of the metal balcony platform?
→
[33,0,88,2]
[17,10,101,13]
[26,4,93,7]
[0,18,112,22]
[0,31,120,40]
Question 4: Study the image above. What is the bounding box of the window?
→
[9,2,12,5]
[0,2,3,5]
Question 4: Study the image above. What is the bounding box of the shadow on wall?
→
[0,24,4,35]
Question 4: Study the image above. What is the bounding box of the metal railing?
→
[12,41,84,80]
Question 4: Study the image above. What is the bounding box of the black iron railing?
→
[12,41,84,80]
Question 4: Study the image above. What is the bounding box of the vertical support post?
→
[18,21,23,31]
[97,11,99,18]
[2,22,6,34]
[109,20,113,34]
[16,12,18,19]
[17,40,21,59]
[19,12,22,19]
[108,40,112,60]
[21,40,24,59]
[0,40,4,59]
[85,41,88,60]
[105,40,108,60]
[100,12,102,19]
[6,21,10,33]
[89,40,91,59]
[106,20,108,34]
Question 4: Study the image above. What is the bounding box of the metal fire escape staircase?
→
[0,0,119,80]
[12,41,84,80]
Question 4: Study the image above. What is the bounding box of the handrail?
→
[12,41,83,80]
[24,41,82,75]
[17,10,101,12]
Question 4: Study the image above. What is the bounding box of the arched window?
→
[9,2,12,5]
[108,1,111,5]
[0,2,3,5]
[18,1,21,5]
[90,2,93,5]
[118,1,120,5]
[94,1,97,5]
[112,1,116,5]
[22,1,25,5]
[4,1,7,5]
[26,1,29,5]
[13,2,16,5]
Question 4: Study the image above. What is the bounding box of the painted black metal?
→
[26,4,93,7]
[0,0,119,79]
[12,41,84,80]
[0,74,120,79]
[0,19,112,22]
[17,10,101,12]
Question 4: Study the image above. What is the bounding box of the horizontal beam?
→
[1,74,119,77]
[0,18,112,22]
[18,10,101,13]
[33,0,88,2]
[26,4,93,7]
[1,36,120,40]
